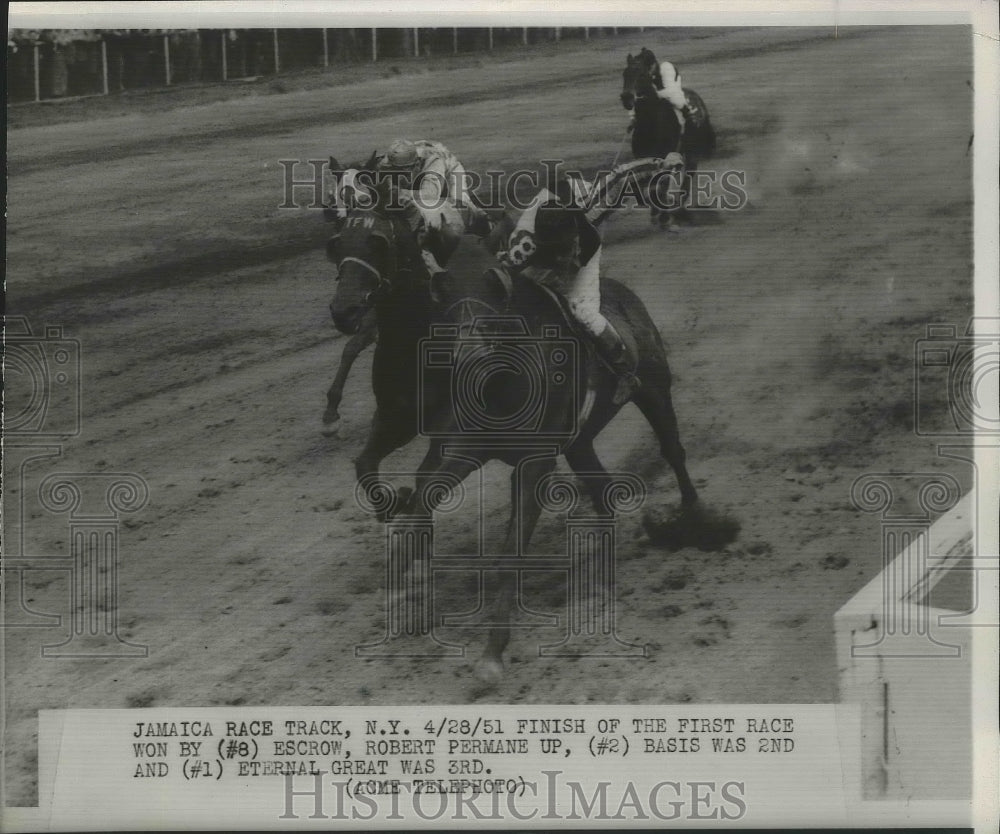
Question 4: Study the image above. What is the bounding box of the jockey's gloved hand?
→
[421,249,447,276]
[425,211,444,231]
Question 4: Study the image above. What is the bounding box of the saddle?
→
[499,269,639,391]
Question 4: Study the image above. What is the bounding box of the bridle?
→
[622,59,658,109]
[332,213,404,307]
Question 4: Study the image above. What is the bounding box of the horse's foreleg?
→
[564,441,614,516]
[633,368,699,507]
[354,409,417,520]
[408,444,480,518]
[477,455,557,683]
[323,314,377,428]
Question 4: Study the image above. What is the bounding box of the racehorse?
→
[321,156,675,429]
[321,149,473,432]
[620,49,716,227]
[326,188,732,682]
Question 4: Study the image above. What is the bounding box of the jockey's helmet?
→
[533,200,580,262]
[384,139,420,171]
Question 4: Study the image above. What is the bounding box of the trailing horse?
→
[620,49,716,227]
[327,191,735,682]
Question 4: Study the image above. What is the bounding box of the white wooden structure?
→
[835,490,976,799]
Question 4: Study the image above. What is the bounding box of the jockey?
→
[629,54,691,132]
[376,138,488,258]
[500,177,639,404]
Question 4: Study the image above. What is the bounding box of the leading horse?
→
[327,189,723,682]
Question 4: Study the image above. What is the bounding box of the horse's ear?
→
[365,149,379,170]
[626,52,633,60]
[370,177,392,214]
[325,232,342,263]
[329,155,341,171]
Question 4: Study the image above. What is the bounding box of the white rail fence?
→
[8,27,647,104]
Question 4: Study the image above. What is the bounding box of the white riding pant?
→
[657,61,688,126]
[564,247,607,337]
[523,246,608,339]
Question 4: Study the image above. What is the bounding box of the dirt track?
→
[4,26,974,805]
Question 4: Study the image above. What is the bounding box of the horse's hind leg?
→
[477,455,557,684]
[564,440,614,516]
[323,312,377,429]
[633,363,699,507]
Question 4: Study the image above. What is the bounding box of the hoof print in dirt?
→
[642,503,740,551]
[822,554,850,570]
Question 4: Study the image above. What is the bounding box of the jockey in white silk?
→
[377,138,486,243]
[629,57,690,132]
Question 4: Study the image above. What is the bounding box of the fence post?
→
[554,27,560,42]
[522,28,528,46]
[33,42,41,102]
[100,39,109,95]
[371,28,378,61]
[488,27,493,51]
[452,28,458,55]
[413,28,419,57]
[322,29,329,67]
[163,34,171,85]
[272,28,280,74]
[584,28,589,41]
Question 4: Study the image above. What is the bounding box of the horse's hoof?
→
[474,656,504,685]
[320,419,340,438]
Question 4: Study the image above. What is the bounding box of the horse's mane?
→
[637,47,658,65]
[634,47,663,89]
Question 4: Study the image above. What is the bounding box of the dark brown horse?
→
[327,198,729,682]
[621,49,716,227]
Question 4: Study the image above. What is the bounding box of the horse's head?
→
[326,204,421,334]
[325,150,379,221]
[621,49,659,111]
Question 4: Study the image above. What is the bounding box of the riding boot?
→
[594,322,640,405]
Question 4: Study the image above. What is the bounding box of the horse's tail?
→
[682,88,716,158]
